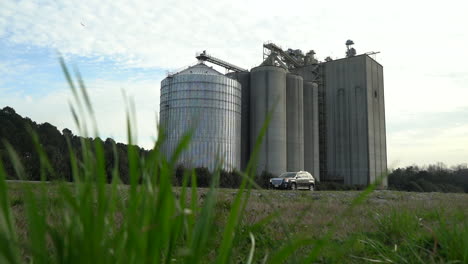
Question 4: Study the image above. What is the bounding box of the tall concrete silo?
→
[293,63,321,180]
[159,63,241,171]
[250,65,287,176]
[303,81,320,180]
[323,54,387,186]
[226,71,251,170]
[286,73,304,172]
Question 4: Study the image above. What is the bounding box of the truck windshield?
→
[279,172,296,178]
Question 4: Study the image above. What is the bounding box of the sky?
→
[0,0,467,168]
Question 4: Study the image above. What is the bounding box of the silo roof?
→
[177,63,223,76]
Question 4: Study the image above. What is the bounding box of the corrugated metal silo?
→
[159,63,242,171]
[303,81,320,180]
[286,73,304,172]
[250,66,287,176]
[226,71,251,170]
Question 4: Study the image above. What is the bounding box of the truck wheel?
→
[291,183,297,190]
[309,184,314,191]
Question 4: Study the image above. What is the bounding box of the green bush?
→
[316,182,365,191]
[256,171,275,189]
[388,165,468,193]
[220,170,242,189]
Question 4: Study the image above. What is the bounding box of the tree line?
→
[0,106,148,183]
[1,106,467,192]
[388,163,468,193]
[0,106,269,186]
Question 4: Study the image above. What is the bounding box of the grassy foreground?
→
[4,181,468,263]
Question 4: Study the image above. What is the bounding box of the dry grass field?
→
[5,182,468,263]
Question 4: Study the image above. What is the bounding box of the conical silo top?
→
[176,63,223,76]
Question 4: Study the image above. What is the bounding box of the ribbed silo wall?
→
[324,55,387,186]
[324,56,365,185]
[286,74,304,172]
[293,65,322,180]
[365,56,387,186]
[226,71,251,170]
[250,66,287,176]
[159,73,241,171]
[303,81,320,180]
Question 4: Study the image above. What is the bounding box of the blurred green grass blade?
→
[215,101,274,264]
[0,160,20,264]
[0,233,20,264]
[3,141,26,181]
[24,185,48,263]
[186,169,219,263]
[111,141,121,183]
[170,129,193,166]
[125,96,141,199]
[94,138,107,195]
[269,238,314,264]
[59,56,78,99]
[164,205,186,264]
[73,66,99,136]
[27,126,56,181]
[92,138,108,258]
[127,143,140,192]
[0,161,15,234]
[64,135,81,183]
[179,168,190,211]
[79,137,92,181]
[124,102,146,262]
[124,95,138,146]
[69,104,82,135]
[0,234,16,264]
[186,170,198,242]
[60,57,90,137]
[47,225,66,263]
[140,140,162,187]
[156,124,167,150]
[246,232,255,264]
[73,66,94,116]
[57,183,79,219]
[21,126,54,262]
[107,141,122,236]
[167,168,193,263]
[152,164,177,262]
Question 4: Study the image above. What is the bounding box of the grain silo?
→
[226,71,251,170]
[159,63,241,171]
[323,54,387,185]
[158,41,387,187]
[286,73,304,172]
[250,65,287,176]
[303,81,320,180]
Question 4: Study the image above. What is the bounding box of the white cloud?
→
[1,0,468,165]
[2,0,467,74]
[0,59,33,77]
[387,107,468,166]
[388,123,468,167]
